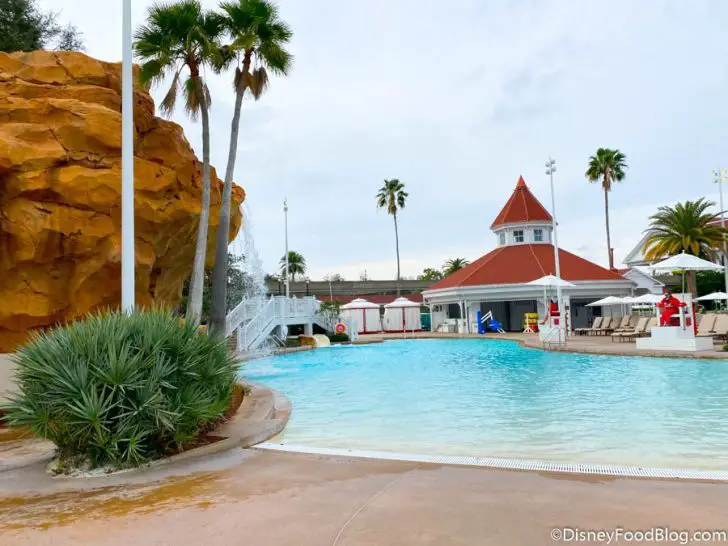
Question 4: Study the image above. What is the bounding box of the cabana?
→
[383,297,422,332]
[341,298,382,334]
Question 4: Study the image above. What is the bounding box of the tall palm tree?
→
[208,0,293,339]
[644,198,727,295]
[280,251,306,282]
[443,258,470,276]
[376,179,408,295]
[134,0,224,326]
[585,148,627,270]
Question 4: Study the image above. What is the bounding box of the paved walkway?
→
[2,449,728,545]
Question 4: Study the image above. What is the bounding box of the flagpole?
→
[121,0,135,313]
[546,157,563,338]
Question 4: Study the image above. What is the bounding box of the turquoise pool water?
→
[244,339,728,470]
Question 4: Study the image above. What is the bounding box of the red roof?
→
[319,294,423,305]
[490,176,553,228]
[429,244,625,290]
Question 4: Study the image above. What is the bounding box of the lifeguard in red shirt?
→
[657,289,685,326]
[541,299,560,325]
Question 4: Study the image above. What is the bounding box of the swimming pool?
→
[244,339,728,471]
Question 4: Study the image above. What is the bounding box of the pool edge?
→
[254,443,728,482]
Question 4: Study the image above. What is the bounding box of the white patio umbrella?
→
[527,275,575,320]
[696,291,728,301]
[649,252,724,272]
[649,252,723,295]
[586,296,624,307]
[527,275,576,287]
[632,293,664,304]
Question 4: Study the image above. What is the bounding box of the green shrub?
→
[2,309,238,469]
[327,333,350,343]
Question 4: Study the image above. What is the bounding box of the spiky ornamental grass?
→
[2,309,239,468]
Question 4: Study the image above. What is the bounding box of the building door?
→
[570,299,599,330]
[507,300,537,332]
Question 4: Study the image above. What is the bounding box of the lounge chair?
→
[613,315,634,333]
[612,317,649,342]
[710,314,728,342]
[696,313,717,337]
[576,316,603,336]
[595,316,616,336]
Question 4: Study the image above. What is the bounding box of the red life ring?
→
[335,323,347,335]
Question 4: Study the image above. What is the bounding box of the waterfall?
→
[229,202,269,306]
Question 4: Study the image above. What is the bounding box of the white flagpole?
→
[121,0,135,313]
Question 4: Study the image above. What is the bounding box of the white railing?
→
[239,298,277,352]
[226,297,266,337]
[228,296,322,353]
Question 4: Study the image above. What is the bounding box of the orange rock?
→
[0,51,244,351]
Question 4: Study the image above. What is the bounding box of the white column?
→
[284,199,290,298]
[713,169,728,294]
[546,157,564,339]
[121,0,135,314]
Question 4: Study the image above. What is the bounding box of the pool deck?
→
[3,449,728,545]
[356,332,728,359]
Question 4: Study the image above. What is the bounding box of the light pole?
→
[546,157,564,336]
[284,199,290,298]
[121,0,135,314]
[713,169,728,295]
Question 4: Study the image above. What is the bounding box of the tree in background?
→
[280,250,306,282]
[443,258,470,276]
[418,268,443,281]
[0,0,85,52]
[135,0,225,326]
[179,253,249,323]
[209,0,292,339]
[696,270,725,300]
[644,198,727,295]
[324,273,345,282]
[376,179,408,295]
[585,148,627,270]
[316,300,343,332]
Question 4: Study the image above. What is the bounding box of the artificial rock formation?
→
[0,51,244,351]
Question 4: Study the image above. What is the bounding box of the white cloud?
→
[43,0,728,280]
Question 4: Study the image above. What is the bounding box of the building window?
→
[499,232,506,245]
[533,229,543,242]
[513,230,524,243]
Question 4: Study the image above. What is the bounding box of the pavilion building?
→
[423,176,635,333]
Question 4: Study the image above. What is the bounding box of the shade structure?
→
[383,297,421,332]
[586,296,624,307]
[696,291,728,301]
[526,275,576,288]
[633,293,664,304]
[649,252,724,272]
[340,298,382,334]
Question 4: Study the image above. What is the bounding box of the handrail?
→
[226,296,266,337]
[541,326,565,347]
[239,298,277,352]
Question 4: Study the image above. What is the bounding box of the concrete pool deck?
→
[2,449,728,545]
[356,332,728,359]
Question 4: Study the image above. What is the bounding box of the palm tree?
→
[376,179,408,295]
[443,258,470,276]
[208,0,293,339]
[280,251,306,282]
[644,198,727,295]
[134,0,224,326]
[585,148,627,270]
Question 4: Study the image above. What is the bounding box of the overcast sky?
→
[45,0,728,280]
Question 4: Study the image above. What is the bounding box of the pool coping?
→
[254,443,728,482]
[356,333,728,360]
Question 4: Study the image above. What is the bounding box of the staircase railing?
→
[226,297,265,338]
[238,298,277,352]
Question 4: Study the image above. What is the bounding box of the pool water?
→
[244,339,728,470]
